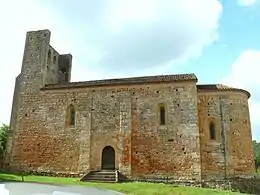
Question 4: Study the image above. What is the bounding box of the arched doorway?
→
[101,146,115,170]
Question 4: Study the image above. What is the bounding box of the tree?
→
[0,124,10,158]
[253,140,260,172]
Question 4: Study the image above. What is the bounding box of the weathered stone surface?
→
[4,30,255,182]
[198,91,255,180]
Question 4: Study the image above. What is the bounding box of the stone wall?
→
[226,93,255,175]
[39,81,200,180]
[130,82,201,181]
[5,29,75,174]
[5,30,51,171]
[87,87,132,176]
[44,45,59,85]
[198,91,255,180]
[198,92,228,179]
[44,40,72,85]
[6,80,202,180]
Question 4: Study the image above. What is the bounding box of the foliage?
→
[0,124,10,158]
[253,140,260,171]
[229,176,260,194]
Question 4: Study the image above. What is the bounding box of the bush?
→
[0,124,10,158]
[230,176,260,194]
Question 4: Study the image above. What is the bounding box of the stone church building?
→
[5,29,255,181]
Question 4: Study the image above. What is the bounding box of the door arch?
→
[101,146,115,170]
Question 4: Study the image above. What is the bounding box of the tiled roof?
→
[42,73,198,90]
[197,84,250,98]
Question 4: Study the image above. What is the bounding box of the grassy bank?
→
[0,172,243,195]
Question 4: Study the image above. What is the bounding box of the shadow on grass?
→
[0,176,20,182]
[0,171,26,183]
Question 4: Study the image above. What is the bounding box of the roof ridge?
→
[43,73,198,89]
[197,84,250,98]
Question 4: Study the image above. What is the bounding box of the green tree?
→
[253,140,260,172]
[0,124,10,158]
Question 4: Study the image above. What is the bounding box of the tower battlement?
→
[21,29,72,89]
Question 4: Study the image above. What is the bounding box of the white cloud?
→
[90,0,223,73]
[221,50,260,140]
[237,0,257,6]
[0,0,77,125]
[42,0,222,77]
[0,0,222,125]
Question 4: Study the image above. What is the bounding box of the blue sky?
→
[0,0,259,140]
[186,0,260,83]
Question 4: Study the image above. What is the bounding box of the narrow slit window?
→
[65,72,69,82]
[70,107,76,126]
[160,106,166,125]
[209,122,216,140]
[48,50,51,59]
[66,105,76,127]
[47,50,51,65]
[53,56,57,64]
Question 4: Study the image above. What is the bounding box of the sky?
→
[0,0,259,140]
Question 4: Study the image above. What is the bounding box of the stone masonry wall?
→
[7,80,201,180]
[5,30,51,170]
[44,45,59,85]
[88,87,132,176]
[7,84,132,176]
[226,93,255,175]
[5,29,78,174]
[6,74,22,164]
[38,81,201,180]
[7,91,88,174]
[130,82,201,181]
[198,91,255,180]
[198,93,229,180]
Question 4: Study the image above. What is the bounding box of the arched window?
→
[209,122,216,140]
[66,105,76,127]
[159,104,166,125]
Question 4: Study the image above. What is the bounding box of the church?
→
[5,29,255,182]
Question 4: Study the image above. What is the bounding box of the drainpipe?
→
[219,97,228,179]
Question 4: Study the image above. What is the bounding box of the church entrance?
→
[101,146,115,170]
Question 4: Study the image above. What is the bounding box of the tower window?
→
[159,104,166,125]
[209,122,216,140]
[53,56,57,64]
[65,72,69,82]
[70,107,76,126]
[66,105,76,127]
[48,50,51,59]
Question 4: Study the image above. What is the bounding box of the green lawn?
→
[0,172,243,195]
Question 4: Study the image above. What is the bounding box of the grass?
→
[0,172,243,195]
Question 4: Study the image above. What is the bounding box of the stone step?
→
[81,170,117,182]
[87,174,116,179]
[91,171,115,175]
[83,179,117,183]
[86,176,116,181]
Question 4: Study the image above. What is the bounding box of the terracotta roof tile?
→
[42,73,197,90]
[197,84,250,98]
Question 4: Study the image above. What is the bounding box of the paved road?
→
[0,182,125,195]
